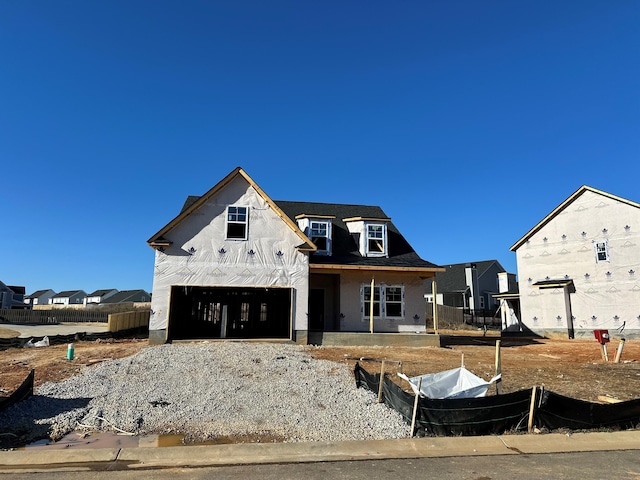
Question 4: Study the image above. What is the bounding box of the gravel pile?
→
[1,343,410,445]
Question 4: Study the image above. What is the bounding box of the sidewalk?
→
[1,430,639,472]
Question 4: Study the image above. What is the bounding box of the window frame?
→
[361,284,404,319]
[365,223,387,257]
[309,220,331,255]
[594,239,610,263]
[226,205,249,240]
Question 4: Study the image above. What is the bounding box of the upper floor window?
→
[226,206,248,240]
[594,240,609,263]
[366,224,387,256]
[310,220,331,254]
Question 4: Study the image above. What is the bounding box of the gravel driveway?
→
[0,342,409,446]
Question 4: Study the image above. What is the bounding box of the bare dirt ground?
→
[1,327,639,403]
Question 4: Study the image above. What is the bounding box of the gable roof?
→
[87,289,117,297]
[275,200,442,272]
[510,186,640,251]
[428,260,504,293]
[26,289,55,299]
[147,167,316,252]
[101,290,150,303]
[53,290,85,298]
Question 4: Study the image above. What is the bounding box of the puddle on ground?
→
[21,431,286,450]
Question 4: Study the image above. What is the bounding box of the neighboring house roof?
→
[510,185,640,251]
[275,200,441,271]
[25,290,55,299]
[147,167,316,252]
[428,260,505,293]
[87,289,117,297]
[53,290,85,298]
[101,290,150,303]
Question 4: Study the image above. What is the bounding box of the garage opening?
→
[168,286,292,340]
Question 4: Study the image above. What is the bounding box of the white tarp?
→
[149,176,310,332]
[398,367,501,399]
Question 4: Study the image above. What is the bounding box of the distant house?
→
[510,185,640,339]
[84,289,118,305]
[51,290,87,305]
[147,167,443,345]
[101,290,151,304]
[425,260,517,313]
[0,281,27,309]
[24,289,56,307]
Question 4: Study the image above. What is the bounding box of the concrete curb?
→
[1,431,639,472]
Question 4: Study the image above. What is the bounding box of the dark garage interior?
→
[168,286,292,340]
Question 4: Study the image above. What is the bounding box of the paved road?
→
[4,451,640,480]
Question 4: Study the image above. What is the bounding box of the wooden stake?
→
[377,360,386,403]
[614,339,625,363]
[495,340,503,395]
[601,343,609,362]
[410,377,423,437]
[528,386,537,433]
[398,361,403,375]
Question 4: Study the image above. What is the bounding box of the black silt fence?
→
[354,363,640,436]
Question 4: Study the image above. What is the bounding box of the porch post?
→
[370,278,374,333]
[432,279,438,334]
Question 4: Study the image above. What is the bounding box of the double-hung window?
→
[594,240,609,263]
[384,286,403,317]
[226,206,248,240]
[362,284,404,319]
[310,220,331,254]
[362,285,381,318]
[366,224,386,256]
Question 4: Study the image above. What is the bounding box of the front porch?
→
[307,331,442,347]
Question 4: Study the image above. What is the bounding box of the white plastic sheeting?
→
[514,189,640,337]
[149,175,310,333]
[398,368,501,399]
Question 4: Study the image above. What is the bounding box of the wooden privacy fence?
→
[0,309,108,324]
[425,303,464,325]
[108,310,150,333]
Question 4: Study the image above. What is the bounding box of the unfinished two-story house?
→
[147,167,442,344]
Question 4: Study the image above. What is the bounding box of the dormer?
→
[295,214,335,256]
[343,216,390,258]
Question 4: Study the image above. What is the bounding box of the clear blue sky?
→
[1,1,638,295]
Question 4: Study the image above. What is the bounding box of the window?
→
[366,224,386,255]
[226,206,248,240]
[385,286,403,317]
[594,240,609,263]
[362,284,404,318]
[260,303,268,322]
[362,286,380,317]
[310,221,330,253]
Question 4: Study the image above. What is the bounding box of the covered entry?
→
[168,286,292,340]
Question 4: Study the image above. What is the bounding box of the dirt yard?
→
[1,327,639,403]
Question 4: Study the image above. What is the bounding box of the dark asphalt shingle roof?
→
[101,290,150,303]
[274,200,439,269]
[428,260,502,293]
[87,289,117,297]
[53,290,85,298]
[178,196,440,269]
[26,290,54,299]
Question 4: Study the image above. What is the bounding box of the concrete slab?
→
[500,431,640,454]
[0,447,119,467]
[307,332,442,347]
[119,436,516,469]
[2,322,109,339]
[1,432,639,472]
